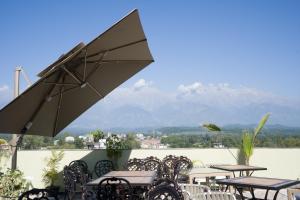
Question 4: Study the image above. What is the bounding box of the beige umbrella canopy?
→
[0,9,154,137]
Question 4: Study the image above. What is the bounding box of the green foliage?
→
[0,169,31,198]
[253,113,270,140]
[124,133,141,149]
[0,138,8,145]
[241,132,253,165]
[106,135,125,169]
[42,150,64,187]
[203,124,221,132]
[90,130,104,142]
[74,137,85,149]
[238,113,270,165]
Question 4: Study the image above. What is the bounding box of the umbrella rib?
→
[81,39,147,60]
[50,86,79,99]
[85,59,154,64]
[22,72,64,134]
[83,51,108,83]
[53,75,65,136]
[86,82,103,98]
[83,49,88,81]
[43,82,79,86]
[63,65,103,98]
[62,66,83,85]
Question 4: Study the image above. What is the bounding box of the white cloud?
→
[133,79,153,91]
[0,85,9,92]
[70,80,300,128]
[176,82,288,108]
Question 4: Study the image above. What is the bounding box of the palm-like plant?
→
[240,113,270,165]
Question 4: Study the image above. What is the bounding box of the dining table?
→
[83,171,157,200]
[216,176,300,200]
[210,164,267,177]
[86,170,156,187]
[188,167,232,184]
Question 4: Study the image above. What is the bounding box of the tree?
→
[74,137,84,149]
[124,133,141,149]
[239,113,270,165]
[91,130,104,142]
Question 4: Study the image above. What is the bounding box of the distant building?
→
[78,135,87,140]
[136,133,145,140]
[65,136,75,143]
[213,142,224,148]
[99,139,106,149]
[141,138,168,149]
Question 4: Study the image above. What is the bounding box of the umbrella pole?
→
[11,67,22,170]
[11,134,23,170]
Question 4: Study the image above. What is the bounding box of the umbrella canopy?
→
[0,9,153,137]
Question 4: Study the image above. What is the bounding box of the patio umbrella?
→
[0,9,153,167]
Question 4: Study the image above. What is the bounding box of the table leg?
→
[225,185,229,192]
[236,187,245,200]
[249,171,255,176]
[250,187,256,199]
[264,189,269,200]
[272,190,280,200]
[189,176,193,184]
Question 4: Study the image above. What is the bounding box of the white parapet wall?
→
[8,148,300,188]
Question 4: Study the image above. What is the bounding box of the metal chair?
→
[97,177,133,200]
[193,192,236,200]
[94,160,114,177]
[69,160,92,178]
[63,166,77,200]
[174,156,193,183]
[144,156,161,171]
[148,178,184,200]
[127,158,145,171]
[179,184,211,200]
[18,188,58,200]
[162,155,178,170]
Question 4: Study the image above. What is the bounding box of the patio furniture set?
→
[17,154,300,200]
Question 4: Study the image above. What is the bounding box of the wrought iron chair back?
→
[162,155,178,170]
[97,177,133,200]
[173,156,193,183]
[69,160,92,178]
[127,158,145,171]
[144,156,161,172]
[69,163,89,185]
[63,166,77,200]
[148,178,184,200]
[94,160,114,177]
[18,188,58,200]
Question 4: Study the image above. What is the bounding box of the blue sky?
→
[0,1,300,127]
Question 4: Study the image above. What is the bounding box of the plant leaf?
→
[242,132,253,159]
[203,123,221,132]
[253,113,270,140]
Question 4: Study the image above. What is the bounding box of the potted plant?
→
[42,150,64,193]
[106,135,125,169]
[238,113,270,166]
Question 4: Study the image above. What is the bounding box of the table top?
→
[210,164,267,172]
[189,168,232,176]
[216,176,300,190]
[86,171,156,187]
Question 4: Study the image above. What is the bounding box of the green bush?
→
[0,169,31,198]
